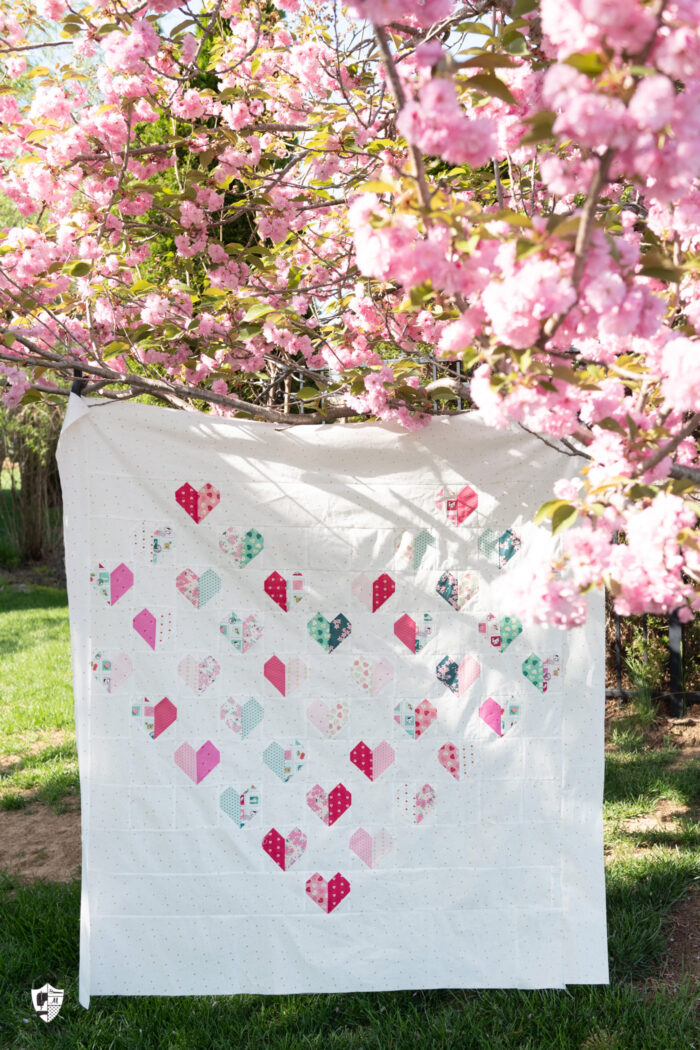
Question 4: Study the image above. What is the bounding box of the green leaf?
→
[504,33,529,55]
[533,498,568,525]
[68,261,91,277]
[242,303,280,322]
[459,53,517,70]
[456,22,493,36]
[512,0,538,14]
[551,503,578,534]
[466,73,517,106]
[564,52,605,77]
[627,483,657,500]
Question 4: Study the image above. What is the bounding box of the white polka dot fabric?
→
[57,395,608,1008]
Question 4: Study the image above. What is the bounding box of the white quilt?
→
[57,395,608,1007]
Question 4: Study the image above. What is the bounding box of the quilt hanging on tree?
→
[57,396,608,1007]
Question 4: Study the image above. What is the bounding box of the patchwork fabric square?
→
[58,396,607,1007]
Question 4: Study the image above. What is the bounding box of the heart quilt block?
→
[307,699,349,738]
[175,482,220,523]
[263,655,307,696]
[263,740,306,782]
[305,872,350,914]
[435,571,479,611]
[394,699,437,740]
[91,650,133,693]
[219,527,264,567]
[307,612,351,653]
[220,697,264,738]
[393,613,433,654]
[435,655,480,697]
[264,571,304,611]
[478,527,521,568]
[174,740,220,784]
[394,528,436,571]
[522,653,561,692]
[478,613,523,652]
[220,785,260,827]
[306,783,352,826]
[219,612,263,653]
[176,568,221,609]
[90,562,133,605]
[352,572,395,612]
[349,656,393,696]
[262,827,307,871]
[479,697,522,737]
[131,696,177,740]
[349,828,395,869]
[435,484,478,525]
[178,654,221,694]
[349,740,395,781]
[437,742,476,780]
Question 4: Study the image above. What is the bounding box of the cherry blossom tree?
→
[0,0,699,625]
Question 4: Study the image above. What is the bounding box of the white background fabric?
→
[57,396,608,1006]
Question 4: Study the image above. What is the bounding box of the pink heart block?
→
[349,828,395,869]
[437,741,475,780]
[307,699,349,738]
[393,613,433,654]
[110,562,133,604]
[479,698,504,737]
[174,740,220,784]
[350,657,393,696]
[133,608,157,650]
[152,697,177,739]
[351,572,396,612]
[306,783,352,826]
[264,655,307,696]
[436,484,479,525]
[175,482,220,524]
[305,872,350,914]
[349,740,395,782]
[262,827,307,871]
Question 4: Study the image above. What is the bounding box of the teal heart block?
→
[307,612,352,653]
[263,740,306,781]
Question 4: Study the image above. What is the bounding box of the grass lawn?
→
[0,582,698,1049]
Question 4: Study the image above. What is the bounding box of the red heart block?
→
[349,740,395,782]
[262,827,307,871]
[306,872,351,914]
[306,783,352,826]
[372,573,396,612]
[264,571,288,611]
[175,482,220,524]
[153,697,177,739]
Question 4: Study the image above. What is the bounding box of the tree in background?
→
[0,0,698,625]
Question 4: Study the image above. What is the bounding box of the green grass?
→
[0,584,698,1048]
[0,583,77,810]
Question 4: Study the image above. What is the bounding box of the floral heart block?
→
[437,742,476,780]
[305,872,350,914]
[307,612,352,653]
[133,523,174,564]
[436,571,479,612]
[178,654,220,694]
[90,562,133,605]
[478,613,523,652]
[349,828,395,869]
[478,527,521,568]
[132,608,173,651]
[306,783,352,826]
[522,653,560,692]
[436,655,480,697]
[91,650,133,693]
[435,484,478,525]
[175,482,220,524]
[307,699,349,738]
[349,657,393,696]
[263,740,306,782]
[220,785,259,827]
[264,570,304,611]
[219,527,264,567]
[394,699,437,740]
[174,740,220,784]
[398,783,437,824]
[219,612,263,653]
[349,740,395,781]
[479,697,522,738]
[351,572,395,612]
[262,827,307,871]
[220,697,264,738]
[395,528,436,571]
[131,697,177,739]
[263,655,307,696]
[393,613,433,654]
[176,568,221,609]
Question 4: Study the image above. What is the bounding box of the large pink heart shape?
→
[264,655,307,696]
[437,741,475,781]
[349,740,395,781]
[174,740,220,784]
[306,783,352,826]
[307,699,349,738]
[349,828,394,869]
[175,482,220,523]
[305,872,350,914]
[394,613,433,654]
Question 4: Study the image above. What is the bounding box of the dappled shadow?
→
[604,750,700,807]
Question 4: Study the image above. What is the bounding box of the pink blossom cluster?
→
[397,79,497,168]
